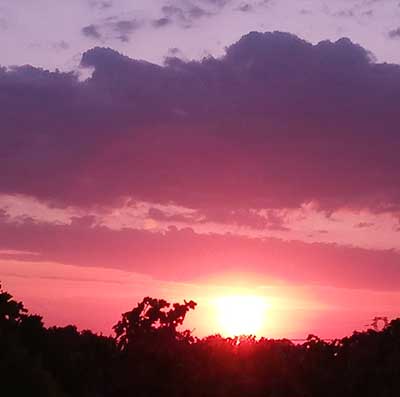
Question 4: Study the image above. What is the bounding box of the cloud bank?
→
[1,31,400,215]
[0,211,399,291]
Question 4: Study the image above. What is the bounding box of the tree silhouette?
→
[1,281,400,397]
[0,282,27,331]
[0,284,65,397]
[113,297,197,350]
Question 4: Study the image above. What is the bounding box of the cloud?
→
[153,17,171,28]
[167,47,181,56]
[147,207,198,224]
[324,0,384,19]
[111,19,140,42]
[81,17,140,42]
[160,4,211,27]
[237,4,253,12]
[355,222,374,228]
[82,24,102,39]
[388,27,400,39]
[1,31,400,214]
[52,40,70,50]
[203,0,231,6]
[88,0,113,10]
[187,208,290,231]
[158,0,232,27]
[333,9,355,18]
[0,214,399,291]
[361,9,373,17]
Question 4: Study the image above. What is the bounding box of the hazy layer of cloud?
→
[0,211,399,291]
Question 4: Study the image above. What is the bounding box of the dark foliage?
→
[0,282,399,397]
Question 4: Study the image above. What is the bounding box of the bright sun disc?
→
[215,295,269,337]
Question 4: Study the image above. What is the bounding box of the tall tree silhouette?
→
[113,297,196,350]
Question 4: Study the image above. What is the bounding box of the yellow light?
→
[215,295,269,337]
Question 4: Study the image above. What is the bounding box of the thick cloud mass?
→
[1,31,400,211]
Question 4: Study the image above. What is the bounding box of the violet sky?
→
[1,0,400,338]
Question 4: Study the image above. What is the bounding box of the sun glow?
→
[215,295,269,337]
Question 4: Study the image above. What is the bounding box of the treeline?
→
[1,283,399,397]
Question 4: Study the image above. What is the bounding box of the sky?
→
[1,0,400,339]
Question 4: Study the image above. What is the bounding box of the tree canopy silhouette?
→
[113,297,197,350]
[0,281,399,397]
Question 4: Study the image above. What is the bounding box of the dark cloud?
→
[153,17,171,28]
[203,208,269,229]
[355,222,374,228]
[237,3,253,12]
[161,5,187,25]
[0,215,399,291]
[111,19,140,42]
[188,5,212,19]
[388,27,400,39]
[203,0,231,6]
[1,32,400,213]
[88,0,113,10]
[154,0,251,27]
[160,1,219,27]
[52,41,70,50]
[167,47,181,56]
[333,9,355,17]
[147,206,288,231]
[326,0,381,19]
[362,10,374,17]
[147,207,198,223]
[82,24,102,40]
[82,17,140,42]
[162,5,184,18]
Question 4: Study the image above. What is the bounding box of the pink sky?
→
[2,256,400,339]
[1,2,400,338]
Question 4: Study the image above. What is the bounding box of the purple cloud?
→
[153,17,171,28]
[82,17,140,42]
[111,19,140,42]
[1,32,400,214]
[237,4,253,12]
[82,24,102,40]
[389,27,400,39]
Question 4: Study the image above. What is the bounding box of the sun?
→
[215,295,269,337]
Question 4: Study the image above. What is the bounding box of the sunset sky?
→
[1,0,400,339]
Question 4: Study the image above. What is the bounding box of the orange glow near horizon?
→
[214,295,270,337]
